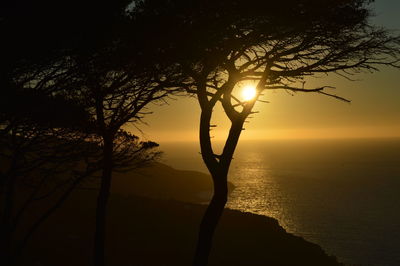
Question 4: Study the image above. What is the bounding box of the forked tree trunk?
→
[94,137,113,266]
[193,103,244,266]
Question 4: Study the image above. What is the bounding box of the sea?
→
[159,138,400,266]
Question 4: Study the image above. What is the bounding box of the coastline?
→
[17,163,342,265]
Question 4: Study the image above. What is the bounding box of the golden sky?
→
[131,1,400,142]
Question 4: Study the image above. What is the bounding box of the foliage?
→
[131,1,400,265]
[1,2,163,265]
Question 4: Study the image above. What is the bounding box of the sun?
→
[241,85,257,101]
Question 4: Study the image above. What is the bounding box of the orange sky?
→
[130,1,400,142]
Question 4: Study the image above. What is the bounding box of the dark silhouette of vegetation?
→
[69,62,165,266]
[0,90,100,265]
[0,80,162,266]
[2,0,400,266]
[132,0,400,265]
[1,2,163,266]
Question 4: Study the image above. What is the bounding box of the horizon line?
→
[154,136,400,143]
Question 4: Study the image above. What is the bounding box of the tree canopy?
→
[1,0,399,265]
[130,1,400,265]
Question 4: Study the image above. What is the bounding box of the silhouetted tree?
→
[64,48,166,265]
[1,2,163,265]
[0,85,161,266]
[0,89,100,265]
[132,0,400,265]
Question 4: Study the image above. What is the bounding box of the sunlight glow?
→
[242,85,257,101]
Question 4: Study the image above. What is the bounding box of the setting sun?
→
[241,85,257,101]
[4,2,400,266]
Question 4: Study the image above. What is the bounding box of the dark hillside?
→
[15,165,342,266]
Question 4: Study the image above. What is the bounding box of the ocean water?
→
[159,138,400,266]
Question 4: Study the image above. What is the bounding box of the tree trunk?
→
[193,114,244,265]
[193,85,245,265]
[93,137,113,266]
[193,171,228,266]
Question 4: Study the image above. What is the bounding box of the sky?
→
[131,0,400,142]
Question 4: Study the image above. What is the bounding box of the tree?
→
[1,2,164,265]
[132,0,400,265]
[0,89,101,265]
[66,49,166,266]
[0,72,162,266]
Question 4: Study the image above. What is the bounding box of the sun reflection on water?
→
[226,152,297,233]
[161,140,400,266]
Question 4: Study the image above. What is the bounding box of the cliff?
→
[17,163,342,265]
